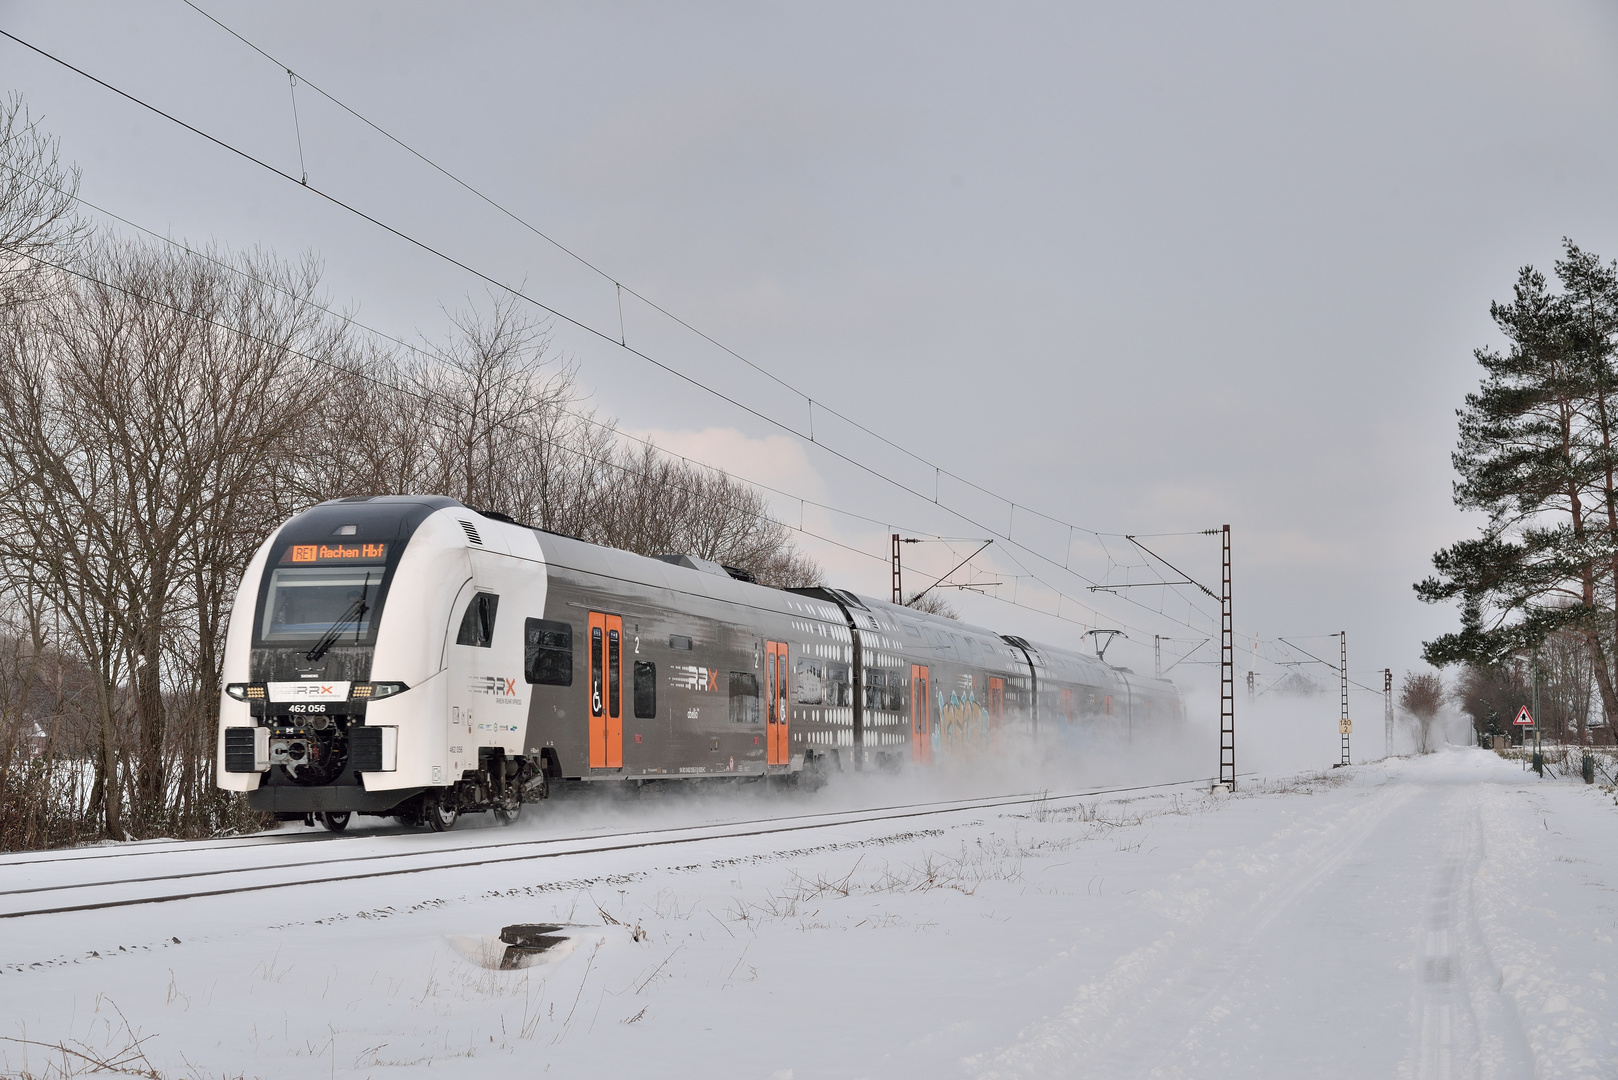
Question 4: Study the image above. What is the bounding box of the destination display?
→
[279,542,387,564]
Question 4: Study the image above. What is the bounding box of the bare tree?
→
[1401,671,1444,753]
[1538,631,1596,744]
[0,237,340,836]
[338,295,825,587]
[0,93,85,309]
[1454,664,1526,745]
[583,442,823,587]
[905,592,959,619]
[0,108,827,848]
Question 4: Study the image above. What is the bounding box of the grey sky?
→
[3,0,1617,709]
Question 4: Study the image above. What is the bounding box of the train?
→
[216,496,1184,831]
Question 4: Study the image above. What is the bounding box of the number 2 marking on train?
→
[635,635,640,654]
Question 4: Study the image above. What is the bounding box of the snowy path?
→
[977,769,1525,1078]
[1,749,1615,1078]
[974,753,1613,1080]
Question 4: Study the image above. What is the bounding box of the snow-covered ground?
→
[2,748,1615,1079]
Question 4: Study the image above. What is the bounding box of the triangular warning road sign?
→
[1514,705,1534,726]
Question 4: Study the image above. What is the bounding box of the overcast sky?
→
[4,0,1617,710]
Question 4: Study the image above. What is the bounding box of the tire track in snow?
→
[1414,795,1467,1079]
[1408,786,1530,1080]
[971,775,1419,1080]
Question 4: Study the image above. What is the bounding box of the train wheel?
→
[426,796,459,832]
[492,804,519,826]
[318,811,351,832]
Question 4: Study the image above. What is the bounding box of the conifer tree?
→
[1417,241,1618,724]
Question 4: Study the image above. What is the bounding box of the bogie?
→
[425,793,458,832]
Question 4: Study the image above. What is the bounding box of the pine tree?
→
[1417,241,1618,724]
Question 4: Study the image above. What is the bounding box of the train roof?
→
[827,589,1175,693]
[308,497,1178,696]
[518,518,849,627]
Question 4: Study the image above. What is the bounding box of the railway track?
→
[0,774,1245,921]
[0,825,397,868]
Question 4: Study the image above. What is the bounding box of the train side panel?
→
[521,536,847,781]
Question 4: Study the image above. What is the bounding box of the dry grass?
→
[0,998,247,1080]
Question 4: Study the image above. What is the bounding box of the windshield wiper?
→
[304,572,372,662]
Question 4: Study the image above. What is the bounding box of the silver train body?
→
[217,496,1183,828]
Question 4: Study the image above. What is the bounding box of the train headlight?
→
[225,683,267,701]
[353,682,408,700]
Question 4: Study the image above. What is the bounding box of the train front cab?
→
[217,498,543,828]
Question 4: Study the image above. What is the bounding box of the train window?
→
[903,624,922,641]
[261,565,384,642]
[863,668,885,710]
[669,635,693,651]
[524,619,573,685]
[729,671,760,724]
[456,592,499,648]
[607,630,621,719]
[634,661,656,718]
[825,664,850,707]
[794,659,824,705]
[590,627,603,716]
[876,670,905,712]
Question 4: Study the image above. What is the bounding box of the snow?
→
[2,748,1617,1078]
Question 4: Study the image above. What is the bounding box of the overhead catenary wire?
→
[1275,637,1384,695]
[0,152,1239,657]
[0,28,1305,661]
[2,242,1222,654]
[0,29,1147,611]
[3,16,1239,630]
[3,246,891,570]
[0,159,924,544]
[906,539,994,606]
[174,0,1123,549]
[284,69,307,185]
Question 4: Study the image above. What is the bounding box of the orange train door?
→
[910,664,930,764]
[989,677,1004,732]
[766,640,789,765]
[587,612,623,768]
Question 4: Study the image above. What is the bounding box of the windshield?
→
[260,565,384,642]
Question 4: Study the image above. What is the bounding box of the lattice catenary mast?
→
[1384,668,1393,759]
[891,533,902,605]
[1219,524,1235,791]
[1338,631,1351,767]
